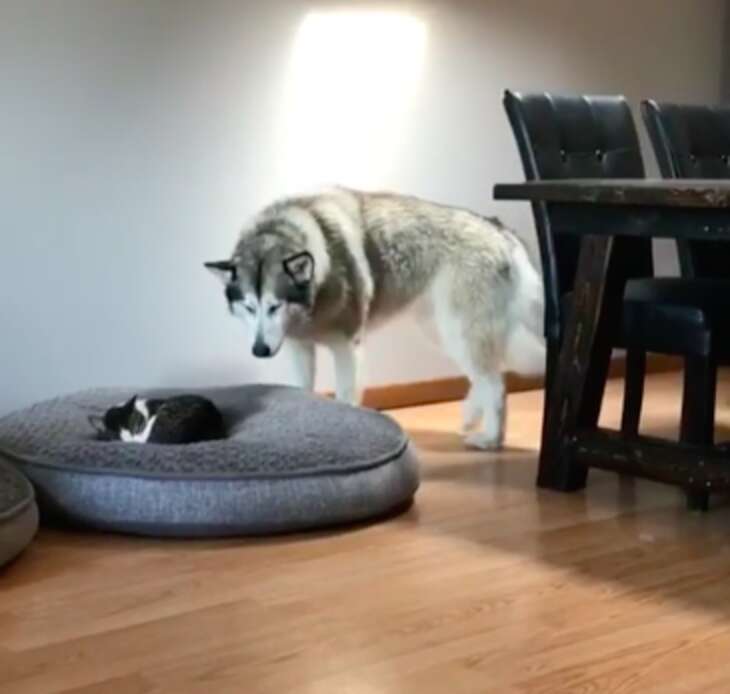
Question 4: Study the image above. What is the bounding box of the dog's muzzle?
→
[252,340,272,358]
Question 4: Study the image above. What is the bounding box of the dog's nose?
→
[252,341,272,358]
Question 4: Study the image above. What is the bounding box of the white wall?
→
[1,0,726,415]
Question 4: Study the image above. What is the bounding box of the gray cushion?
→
[0,460,39,566]
[0,385,419,537]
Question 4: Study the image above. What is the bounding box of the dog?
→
[205,187,545,450]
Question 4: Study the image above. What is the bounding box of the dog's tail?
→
[503,242,546,376]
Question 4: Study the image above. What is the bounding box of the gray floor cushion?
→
[0,385,419,537]
[0,460,39,567]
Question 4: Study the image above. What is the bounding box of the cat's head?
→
[88,395,146,441]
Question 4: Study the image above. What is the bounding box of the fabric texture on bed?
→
[0,385,419,537]
[0,460,39,566]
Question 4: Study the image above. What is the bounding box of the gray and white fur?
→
[205,187,545,450]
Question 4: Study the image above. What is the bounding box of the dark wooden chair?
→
[502,91,651,453]
[642,101,730,278]
[503,91,725,510]
[641,100,730,508]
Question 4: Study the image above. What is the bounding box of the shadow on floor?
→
[401,416,730,619]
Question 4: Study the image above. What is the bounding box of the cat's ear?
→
[124,395,137,410]
[88,415,106,434]
[283,251,314,285]
[204,260,237,284]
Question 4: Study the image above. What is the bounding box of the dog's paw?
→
[464,431,503,451]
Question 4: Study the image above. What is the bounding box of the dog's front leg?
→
[289,339,316,391]
[328,338,363,406]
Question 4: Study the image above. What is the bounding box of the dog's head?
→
[205,233,316,358]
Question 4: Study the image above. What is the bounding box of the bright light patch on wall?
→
[273,9,428,193]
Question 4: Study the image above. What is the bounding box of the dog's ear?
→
[88,415,106,434]
[283,251,314,285]
[204,260,237,284]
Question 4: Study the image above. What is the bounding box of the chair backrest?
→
[503,90,653,342]
[642,99,730,278]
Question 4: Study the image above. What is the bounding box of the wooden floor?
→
[4,372,730,693]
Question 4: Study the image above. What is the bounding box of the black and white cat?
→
[89,394,226,444]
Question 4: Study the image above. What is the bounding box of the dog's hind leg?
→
[289,339,316,391]
[463,372,506,450]
[461,385,484,433]
[327,337,363,405]
[431,268,508,450]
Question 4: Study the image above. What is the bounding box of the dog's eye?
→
[225,284,242,304]
[244,303,256,315]
[268,303,282,316]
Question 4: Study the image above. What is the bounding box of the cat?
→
[89,394,226,444]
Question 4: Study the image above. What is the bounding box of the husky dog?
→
[205,188,544,450]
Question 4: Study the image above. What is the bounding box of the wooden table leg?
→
[537,234,615,491]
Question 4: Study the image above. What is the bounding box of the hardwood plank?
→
[2,372,730,694]
[58,674,152,694]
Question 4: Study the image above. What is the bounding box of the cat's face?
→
[89,396,156,442]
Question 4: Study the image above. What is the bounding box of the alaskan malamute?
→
[206,188,544,449]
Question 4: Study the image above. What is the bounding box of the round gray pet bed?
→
[0,385,419,537]
[0,460,39,567]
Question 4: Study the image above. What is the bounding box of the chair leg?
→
[621,348,645,437]
[680,355,717,512]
